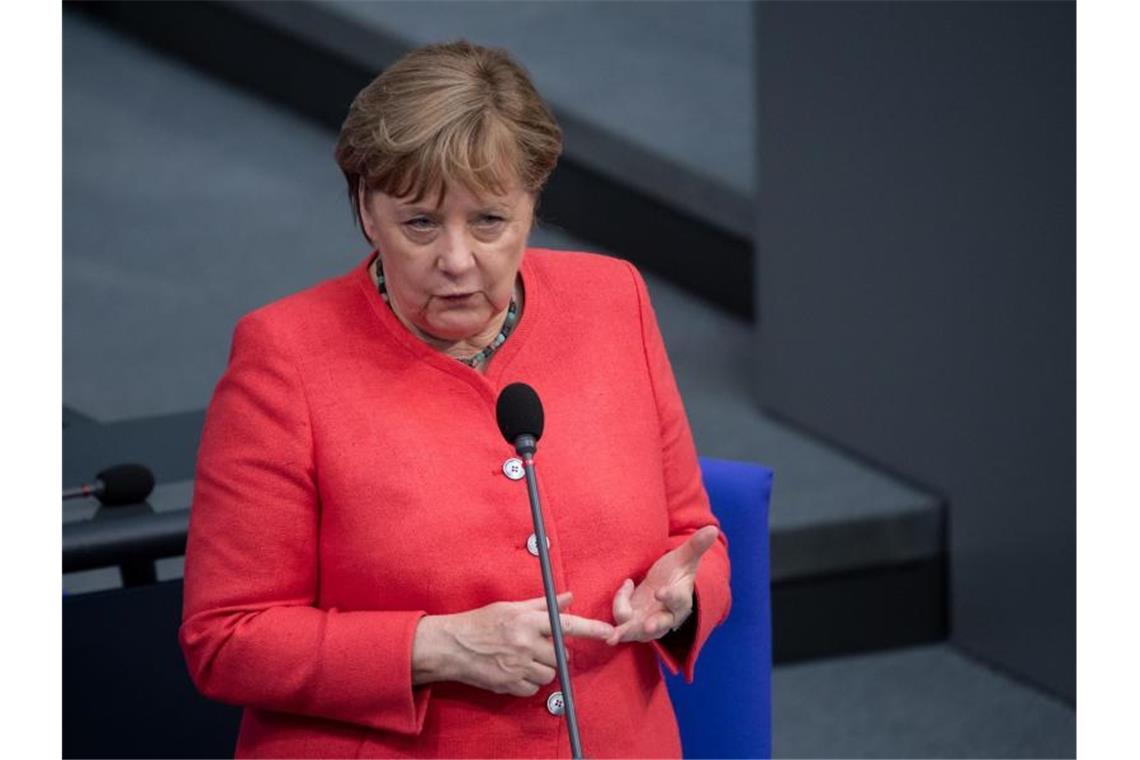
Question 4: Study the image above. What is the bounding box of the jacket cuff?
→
[319,608,433,734]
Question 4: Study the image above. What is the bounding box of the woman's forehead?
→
[387,182,529,211]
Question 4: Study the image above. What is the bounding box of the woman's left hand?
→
[606,525,720,645]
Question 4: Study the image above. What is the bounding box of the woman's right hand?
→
[412,592,615,696]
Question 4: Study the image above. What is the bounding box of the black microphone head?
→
[95,463,155,506]
[496,382,544,445]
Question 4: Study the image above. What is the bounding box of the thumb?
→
[612,578,635,622]
[674,526,719,568]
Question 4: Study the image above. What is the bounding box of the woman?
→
[179,40,730,758]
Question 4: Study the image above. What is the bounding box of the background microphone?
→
[495,383,583,759]
[63,463,155,505]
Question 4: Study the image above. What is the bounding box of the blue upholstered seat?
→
[665,456,773,758]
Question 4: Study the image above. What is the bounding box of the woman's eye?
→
[475,215,505,227]
[404,217,436,231]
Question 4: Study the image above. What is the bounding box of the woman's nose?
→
[435,227,476,275]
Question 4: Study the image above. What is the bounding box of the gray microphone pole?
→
[514,433,583,759]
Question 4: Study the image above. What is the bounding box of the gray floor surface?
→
[61,13,1075,758]
[772,644,1075,758]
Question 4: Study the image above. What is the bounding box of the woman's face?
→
[359,180,535,342]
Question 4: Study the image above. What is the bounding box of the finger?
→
[533,640,558,669]
[612,578,634,623]
[539,613,615,641]
[530,641,572,671]
[643,609,677,639]
[654,585,692,613]
[606,620,633,646]
[564,614,616,640]
[526,662,558,687]
[522,591,573,611]
[509,680,541,698]
[673,526,719,569]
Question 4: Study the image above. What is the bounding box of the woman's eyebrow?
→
[396,204,511,215]
[478,202,512,213]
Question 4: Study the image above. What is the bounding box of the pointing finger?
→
[539,613,615,641]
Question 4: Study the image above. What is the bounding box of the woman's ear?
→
[357,183,377,245]
[528,193,541,235]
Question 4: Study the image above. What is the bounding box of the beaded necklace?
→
[373,258,520,369]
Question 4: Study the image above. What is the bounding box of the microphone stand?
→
[514,433,584,759]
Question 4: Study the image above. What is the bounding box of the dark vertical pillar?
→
[754,1,1074,700]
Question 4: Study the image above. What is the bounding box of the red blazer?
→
[179,249,731,758]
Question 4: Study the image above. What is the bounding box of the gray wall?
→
[753,1,1074,700]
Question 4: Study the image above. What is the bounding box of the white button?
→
[546,691,564,716]
[502,458,525,480]
[526,533,551,556]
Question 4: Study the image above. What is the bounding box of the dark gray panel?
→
[755,1,1074,700]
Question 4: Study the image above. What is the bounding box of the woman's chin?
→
[420,314,489,342]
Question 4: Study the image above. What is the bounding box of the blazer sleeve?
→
[625,261,733,683]
[178,312,431,735]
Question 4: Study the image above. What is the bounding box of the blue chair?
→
[665,457,773,759]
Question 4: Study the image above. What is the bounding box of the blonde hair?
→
[334,40,563,235]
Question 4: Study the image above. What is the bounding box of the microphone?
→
[496,383,583,759]
[62,464,155,505]
[496,382,544,456]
